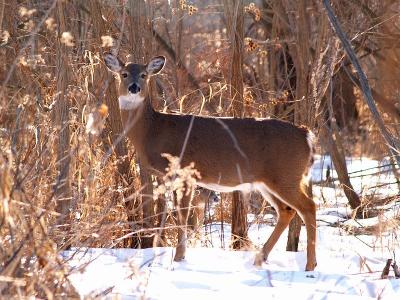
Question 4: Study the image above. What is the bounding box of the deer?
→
[104,53,317,271]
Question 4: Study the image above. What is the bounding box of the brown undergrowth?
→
[1,0,399,298]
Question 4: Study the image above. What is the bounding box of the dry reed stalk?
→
[54,0,72,246]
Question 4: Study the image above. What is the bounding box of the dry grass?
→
[1,0,399,297]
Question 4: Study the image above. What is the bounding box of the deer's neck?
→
[119,94,154,155]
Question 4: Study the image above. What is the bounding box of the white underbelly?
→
[196,181,275,204]
[197,182,255,194]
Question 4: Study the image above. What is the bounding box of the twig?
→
[179,115,195,163]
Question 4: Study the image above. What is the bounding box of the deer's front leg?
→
[173,191,192,261]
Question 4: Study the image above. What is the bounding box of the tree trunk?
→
[231,192,249,249]
[286,181,312,251]
[286,214,302,251]
[325,125,361,210]
[223,0,248,249]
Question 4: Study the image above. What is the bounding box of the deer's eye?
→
[140,73,146,79]
[121,72,128,78]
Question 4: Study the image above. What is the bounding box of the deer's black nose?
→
[128,83,141,94]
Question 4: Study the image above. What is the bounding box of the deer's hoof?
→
[305,261,317,271]
[254,252,266,267]
[174,248,186,262]
[173,255,185,262]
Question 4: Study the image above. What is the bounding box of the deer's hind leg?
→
[256,181,316,271]
[254,188,296,266]
[286,188,316,271]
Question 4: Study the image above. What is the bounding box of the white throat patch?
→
[118,93,145,110]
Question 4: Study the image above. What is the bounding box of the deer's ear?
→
[147,56,166,75]
[104,53,124,72]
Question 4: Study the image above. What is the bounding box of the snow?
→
[312,155,398,199]
[63,243,400,299]
[63,156,400,299]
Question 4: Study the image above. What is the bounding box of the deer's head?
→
[104,53,165,109]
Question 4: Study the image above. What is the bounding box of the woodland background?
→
[0,0,399,297]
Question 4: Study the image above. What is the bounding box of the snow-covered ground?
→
[63,155,400,299]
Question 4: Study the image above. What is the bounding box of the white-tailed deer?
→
[104,53,317,271]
